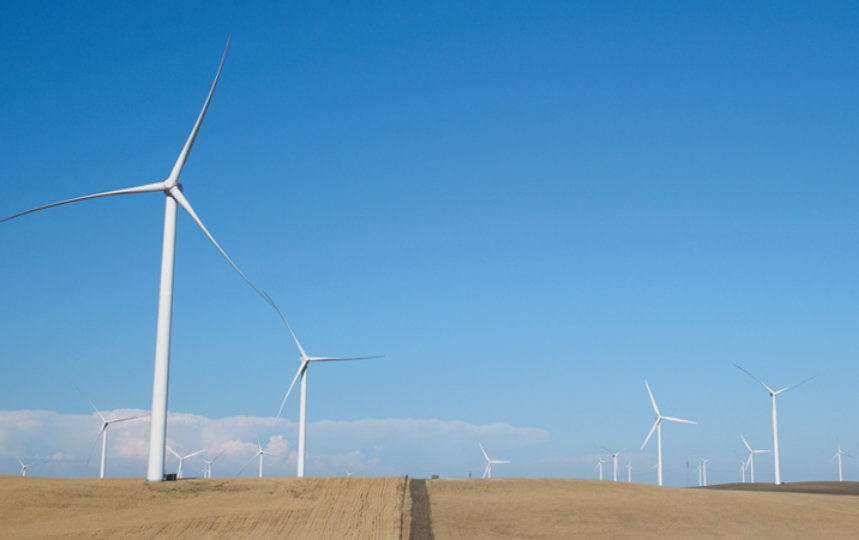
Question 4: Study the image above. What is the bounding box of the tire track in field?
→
[408,479,434,540]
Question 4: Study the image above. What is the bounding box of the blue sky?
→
[2,2,858,484]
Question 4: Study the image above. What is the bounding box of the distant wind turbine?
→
[275,320,380,477]
[86,399,149,479]
[0,38,275,482]
[740,435,769,484]
[734,364,816,485]
[601,447,623,482]
[641,380,696,486]
[594,456,606,481]
[239,437,284,478]
[167,446,204,479]
[627,461,632,482]
[201,451,224,479]
[480,444,509,479]
[18,458,49,477]
[833,444,855,482]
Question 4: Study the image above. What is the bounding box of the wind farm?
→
[3,2,859,538]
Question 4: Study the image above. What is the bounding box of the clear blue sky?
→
[2,1,858,484]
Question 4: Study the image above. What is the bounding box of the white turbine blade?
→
[166,36,230,185]
[733,364,775,394]
[662,416,695,425]
[644,380,660,416]
[493,460,510,464]
[307,355,383,363]
[86,425,108,466]
[237,455,258,475]
[277,361,308,417]
[185,449,205,459]
[167,445,181,459]
[169,188,269,302]
[641,419,659,450]
[284,321,308,359]
[85,398,108,423]
[775,373,818,396]
[110,412,150,424]
[479,444,490,461]
[1,182,167,224]
[740,435,752,453]
[753,449,770,454]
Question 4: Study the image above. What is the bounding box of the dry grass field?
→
[3,476,859,539]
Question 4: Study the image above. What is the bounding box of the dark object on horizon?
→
[164,473,177,481]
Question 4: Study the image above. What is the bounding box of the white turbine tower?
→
[480,444,509,479]
[18,458,49,477]
[0,39,275,483]
[167,446,204,479]
[627,461,632,482]
[833,445,854,482]
[740,435,769,484]
[740,459,747,483]
[594,456,607,481]
[734,364,815,485]
[601,447,622,482]
[201,451,223,479]
[700,459,710,487]
[240,438,284,478]
[276,321,380,477]
[86,400,149,479]
[640,380,696,487]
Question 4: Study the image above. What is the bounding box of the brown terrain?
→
[2,476,859,539]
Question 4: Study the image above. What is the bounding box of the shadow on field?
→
[409,479,434,540]
[704,481,859,496]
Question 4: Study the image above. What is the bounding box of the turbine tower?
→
[640,380,696,486]
[594,456,606,481]
[167,446,204,479]
[276,321,380,477]
[201,451,223,479]
[1,39,275,482]
[87,399,149,479]
[480,444,509,479]
[833,444,854,482]
[700,459,710,487]
[734,364,815,485]
[626,461,632,482]
[601,447,622,482]
[740,435,770,484]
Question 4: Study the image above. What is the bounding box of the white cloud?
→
[0,410,549,479]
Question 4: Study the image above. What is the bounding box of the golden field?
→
[2,476,859,539]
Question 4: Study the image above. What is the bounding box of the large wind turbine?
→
[601,447,622,482]
[18,458,49,477]
[239,438,283,478]
[167,446,204,479]
[641,380,696,486]
[740,435,769,483]
[480,444,509,479]
[86,399,149,479]
[276,321,380,477]
[734,364,815,485]
[1,39,273,482]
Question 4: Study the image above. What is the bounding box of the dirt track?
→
[3,476,859,539]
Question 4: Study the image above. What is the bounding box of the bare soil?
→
[0,476,404,540]
[426,479,859,539]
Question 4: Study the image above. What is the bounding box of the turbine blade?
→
[733,364,775,395]
[277,361,308,418]
[1,182,167,224]
[644,380,660,416]
[641,419,659,450]
[775,373,818,395]
[494,460,510,464]
[662,416,696,425]
[307,355,383,363]
[284,320,308,359]
[167,445,181,459]
[740,435,752,452]
[186,449,205,459]
[237,455,258,474]
[169,188,270,303]
[479,444,489,461]
[110,412,150,424]
[86,427,107,466]
[166,36,230,185]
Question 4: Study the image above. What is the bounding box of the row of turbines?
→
[2,39,384,482]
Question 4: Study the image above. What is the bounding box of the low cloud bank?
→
[0,410,548,479]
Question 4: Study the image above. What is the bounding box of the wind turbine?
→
[833,444,854,482]
[480,444,509,479]
[700,459,710,487]
[201,451,223,479]
[167,446,204,479]
[86,399,149,479]
[734,364,815,485]
[640,380,696,486]
[627,461,632,482]
[594,456,606,481]
[740,435,769,484]
[18,458,49,477]
[239,437,284,478]
[275,321,380,477]
[601,447,623,481]
[0,38,276,483]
